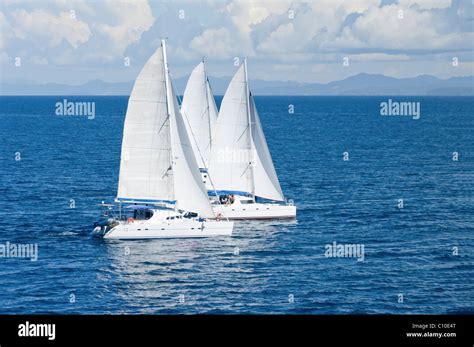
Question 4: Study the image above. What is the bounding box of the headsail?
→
[208,64,254,195]
[117,46,173,202]
[167,80,215,218]
[181,62,218,169]
[249,93,284,201]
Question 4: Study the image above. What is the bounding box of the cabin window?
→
[184,212,198,218]
[134,209,154,220]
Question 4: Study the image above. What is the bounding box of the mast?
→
[162,39,172,118]
[202,58,213,164]
[244,58,255,201]
[161,39,176,210]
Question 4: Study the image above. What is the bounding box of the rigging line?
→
[203,63,213,152]
[240,162,252,177]
[244,58,256,201]
[237,124,250,141]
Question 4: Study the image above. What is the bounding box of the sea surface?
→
[0,95,473,314]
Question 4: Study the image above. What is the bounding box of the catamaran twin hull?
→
[212,204,296,220]
[96,209,233,239]
[103,220,233,239]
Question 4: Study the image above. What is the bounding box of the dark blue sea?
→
[0,95,473,314]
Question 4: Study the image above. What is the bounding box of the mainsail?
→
[181,62,218,169]
[208,60,285,201]
[117,46,173,202]
[208,64,253,195]
[117,41,214,217]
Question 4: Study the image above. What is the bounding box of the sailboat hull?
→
[212,203,296,220]
[103,220,233,240]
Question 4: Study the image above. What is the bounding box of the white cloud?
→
[256,22,295,53]
[11,9,91,49]
[0,0,471,84]
[0,11,14,50]
[1,0,155,64]
[255,0,381,55]
[326,4,471,52]
[226,0,290,35]
[190,27,235,59]
[95,0,154,56]
[0,51,9,64]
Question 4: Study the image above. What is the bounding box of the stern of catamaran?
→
[92,201,163,236]
[92,200,214,237]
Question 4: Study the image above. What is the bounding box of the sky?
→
[0,0,473,85]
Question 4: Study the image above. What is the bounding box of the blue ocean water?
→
[0,95,473,314]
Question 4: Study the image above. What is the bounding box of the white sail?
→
[117,46,173,202]
[208,64,253,195]
[167,79,215,218]
[117,41,215,218]
[249,93,285,201]
[209,60,285,201]
[181,62,218,168]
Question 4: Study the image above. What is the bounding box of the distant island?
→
[1,73,473,96]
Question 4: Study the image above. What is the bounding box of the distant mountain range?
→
[1,73,473,96]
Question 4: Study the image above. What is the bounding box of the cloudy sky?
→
[1,0,473,85]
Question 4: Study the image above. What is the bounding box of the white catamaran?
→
[93,40,233,239]
[205,59,296,219]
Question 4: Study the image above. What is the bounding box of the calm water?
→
[0,96,473,314]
